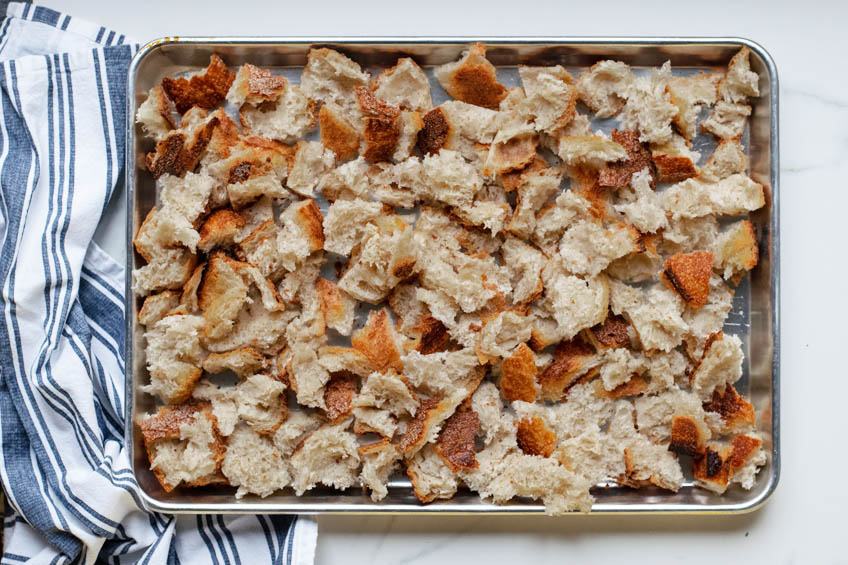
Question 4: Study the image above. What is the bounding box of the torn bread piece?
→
[662,251,714,309]
[664,173,765,219]
[537,337,599,401]
[359,439,402,501]
[318,346,374,378]
[399,395,465,457]
[319,102,360,162]
[693,434,765,494]
[541,262,610,341]
[557,218,641,277]
[355,86,402,163]
[300,47,370,114]
[396,149,483,208]
[713,219,758,282]
[667,73,720,141]
[161,54,235,114]
[198,209,245,253]
[477,310,533,360]
[502,237,546,304]
[609,280,688,352]
[484,119,539,176]
[402,348,480,397]
[393,110,424,162]
[704,384,755,435]
[618,61,678,145]
[555,135,627,168]
[407,444,459,503]
[419,101,500,163]
[140,404,225,491]
[353,370,417,437]
[221,425,290,497]
[434,42,507,109]
[690,332,744,402]
[682,274,734,360]
[650,133,701,183]
[323,372,357,423]
[322,198,383,255]
[373,57,433,112]
[575,60,634,118]
[138,291,181,327]
[613,168,668,234]
[286,141,336,198]
[516,416,557,458]
[701,101,751,140]
[351,308,404,373]
[132,247,198,296]
[199,253,250,339]
[598,129,655,189]
[338,216,418,304]
[718,47,760,104]
[141,314,205,404]
[436,409,480,472]
[507,164,563,239]
[532,189,593,253]
[136,85,175,141]
[700,139,748,182]
[201,347,266,378]
[290,420,361,494]
[239,81,317,144]
[500,343,539,403]
[316,278,356,336]
[226,63,287,107]
[518,65,578,134]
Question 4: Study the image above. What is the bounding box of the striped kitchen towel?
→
[0,3,317,563]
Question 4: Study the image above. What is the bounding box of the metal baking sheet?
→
[125,38,779,515]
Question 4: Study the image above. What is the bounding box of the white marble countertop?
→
[40,0,848,562]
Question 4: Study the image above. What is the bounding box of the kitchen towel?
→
[0,2,317,563]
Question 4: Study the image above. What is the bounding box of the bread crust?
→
[500,343,538,403]
[516,416,556,457]
[319,104,360,161]
[435,43,507,109]
[537,337,596,401]
[662,251,714,309]
[435,409,480,471]
[351,309,403,373]
[323,372,358,423]
[162,55,235,114]
[598,129,656,189]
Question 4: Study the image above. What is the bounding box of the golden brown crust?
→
[662,251,714,309]
[323,372,358,423]
[316,278,347,329]
[145,116,219,178]
[133,207,159,262]
[399,397,440,454]
[202,347,266,377]
[587,310,631,349]
[161,55,235,114]
[720,219,759,279]
[603,374,648,399]
[440,43,507,109]
[140,402,208,444]
[669,415,708,456]
[516,416,556,458]
[355,86,401,163]
[598,130,656,189]
[198,209,245,252]
[568,165,608,219]
[295,199,326,251]
[704,384,755,433]
[727,434,762,473]
[351,309,403,373]
[499,155,548,192]
[653,154,697,183]
[500,343,538,403]
[318,104,360,162]
[537,337,596,401]
[236,63,287,103]
[435,410,480,471]
[417,107,451,155]
[692,444,732,488]
[414,315,450,355]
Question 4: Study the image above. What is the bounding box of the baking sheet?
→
[126,38,779,514]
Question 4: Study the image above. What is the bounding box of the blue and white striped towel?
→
[0,3,317,563]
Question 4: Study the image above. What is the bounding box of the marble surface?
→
[40,0,848,562]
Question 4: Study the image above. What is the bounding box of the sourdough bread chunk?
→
[402,348,479,396]
[359,439,402,501]
[351,308,405,373]
[239,83,317,144]
[199,254,250,339]
[287,141,335,197]
[667,73,720,141]
[619,61,678,145]
[436,410,481,471]
[576,60,634,118]
[662,251,714,309]
[144,408,224,491]
[322,198,383,255]
[204,290,294,355]
[276,199,325,272]
[396,149,482,208]
[558,219,641,276]
[317,278,356,336]
[555,135,627,168]
[407,444,459,503]
[133,247,198,296]
[683,275,734,359]
[701,101,751,139]
[690,332,744,401]
[201,347,265,378]
[542,265,610,341]
[222,425,290,497]
[434,42,507,109]
[198,209,244,253]
[136,85,175,141]
[355,86,402,163]
[650,132,701,183]
[519,65,578,134]
[661,216,719,255]
[374,58,433,112]
[599,348,646,391]
[235,374,287,433]
[704,384,755,435]
[319,157,372,201]
[718,47,760,104]
[141,314,204,404]
[500,343,539,402]
[609,280,687,352]
[714,219,758,280]
[435,100,500,161]
[319,102,360,162]
[613,169,668,234]
[532,190,593,253]
[161,54,234,114]
[154,172,216,252]
[664,173,765,219]
[508,166,562,238]
[502,237,546,304]
[290,421,360,494]
[339,217,418,303]
[537,337,599,401]
[477,310,533,360]
[354,370,417,419]
[598,129,656,189]
[138,291,181,327]
[393,110,424,162]
[633,386,708,444]
[484,120,539,176]
[318,346,374,378]
[300,48,369,114]
[700,139,748,182]
[554,427,625,485]
[226,63,287,107]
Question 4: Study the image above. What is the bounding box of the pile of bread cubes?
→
[133,42,767,514]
